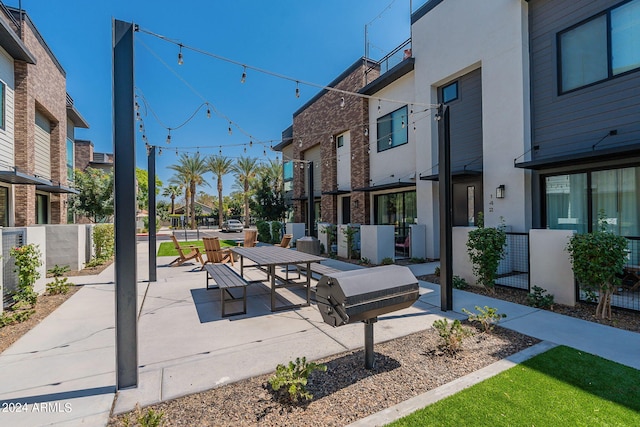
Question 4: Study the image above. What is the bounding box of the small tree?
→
[466,213,506,292]
[10,244,42,307]
[567,213,628,320]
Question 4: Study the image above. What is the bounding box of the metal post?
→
[307,162,315,237]
[438,104,453,311]
[113,19,138,389]
[148,145,156,282]
[364,318,377,369]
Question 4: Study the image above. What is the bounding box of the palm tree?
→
[208,155,234,228]
[162,184,182,215]
[169,154,209,229]
[258,158,283,192]
[232,156,259,227]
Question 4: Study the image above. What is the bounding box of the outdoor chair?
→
[201,237,234,270]
[169,235,204,267]
[237,229,258,247]
[277,234,293,248]
[395,234,410,257]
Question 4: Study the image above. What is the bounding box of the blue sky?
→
[17,0,416,197]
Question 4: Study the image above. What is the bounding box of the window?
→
[336,134,344,148]
[559,0,640,93]
[283,161,293,180]
[0,82,5,130]
[374,191,417,238]
[0,186,8,226]
[377,106,408,152]
[66,138,74,182]
[442,81,458,103]
[36,194,48,224]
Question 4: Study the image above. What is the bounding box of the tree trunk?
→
[184,189,190,228]
[218,178,224,229]
[190,182,197,229]
[170,196,175,214]
[244,182,250,227]
[596,287,612,320]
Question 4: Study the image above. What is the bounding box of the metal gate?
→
[495,232,530,291]
[2,229,25,308]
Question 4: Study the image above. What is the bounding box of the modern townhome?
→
[276,58,380,229]
[517,0,640,246]
[0,3,88,227]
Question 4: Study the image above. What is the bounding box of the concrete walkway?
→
[0,243,638,426]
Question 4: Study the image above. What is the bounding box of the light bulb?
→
[263,150,267,156]
[330,136,334,143]
[177,45,183,65]
[377,100,381,112]
[249,140,253,147]
[388,137,392,146]
[206,107,211,119]
[139,123,143,132]
[158,148,163,155]
[176,149,179,156]
[300,163,304,169]
[401,119,405,128]
[295,81,300,98]
[364,127,369,136]
[298,139,303,148]
[241,66,246,84]
[228,124,233,135]
[166,132,171,144]
[243,147,246,153]
[340,97,345,108]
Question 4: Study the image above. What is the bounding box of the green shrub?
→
[256,220,271,243]
[10,244,42,307]
[527,286,555,309]
[268,357,327,403]
[566,212,628,320]
[0,309,35,327]
[122,403,164,427]
[85,258,106,268]
[452,275,468,289]
[381,257,394,265]
[46,277,71,295]
[343,225,359,259]
[94,224,115,260]
[48,264,70,277]
[142,216,160,233]
[432,318,473,353]
[462,306,507,333]
[321,224,337,253]
[434,266,441,276]
[466,213,506,291]
[410,257,426,264]
[270,221,282,244]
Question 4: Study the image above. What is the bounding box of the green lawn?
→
[157,239,236,257]
[388,346,640,427]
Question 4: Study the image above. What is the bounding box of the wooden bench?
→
[204,264,250,317]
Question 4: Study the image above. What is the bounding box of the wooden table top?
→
[231,246,326,266]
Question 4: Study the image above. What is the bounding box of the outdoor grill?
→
[315,265,420,368]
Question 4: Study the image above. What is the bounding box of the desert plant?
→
[527,286,555,309]
[268,357,327,403]
[94,224,115,260]
[0,309,35,327]
[122,403,164,427]
[48,264,70,277]
[46,277,71,295]
[410,257,426,264]
[452,275,468,289]
[567,212,628,320]
[462,306,507,333]
[321,224,337,253]
[343,225,359,259]
[10,244,42,307]
[432,318,473,353]
[434,266,441,276]
[466,213,506,291]
[381,257,394,265]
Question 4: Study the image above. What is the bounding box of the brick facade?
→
[74,140,93,171]
[292,59,378,225]
[11,12,68,225]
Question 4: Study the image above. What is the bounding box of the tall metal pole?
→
[113,19,138,389]
[438,104,453,311]
[148,145,157,282]
[307,162,316,237]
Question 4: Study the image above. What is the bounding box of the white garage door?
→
[34,110,51,179]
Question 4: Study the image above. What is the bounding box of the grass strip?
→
[157,239,235,257]
[388,345,640,427]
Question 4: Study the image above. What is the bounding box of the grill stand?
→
[364,317,377,369]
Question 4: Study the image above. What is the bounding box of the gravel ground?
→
[109,325,539,427]
[418,274,640,333]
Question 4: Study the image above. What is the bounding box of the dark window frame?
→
[336,134,344,148]
[377,105,409,153]
[557,0,640,94]
[442,81,459,103]
[0,81,5,130]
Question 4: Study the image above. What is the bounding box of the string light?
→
[295,81,300,98]
[139,123,144,132]
[240,66,247,84]
[378,100,381,113]
[228,122,233,135]
[219,146,222,155]
[330,135,334,143]
[401,118,405,129]
[388,137,392,146]
[243,146,246,153]
[263,149,267,156]
[249,139,253,147]
[176,149,179,156]
[177,44,184,65]
[158,147,163,155]
[340,97,345,108]
[364,127,369,136]
[206,106,211,119]
[166,130,171,144]
[298,138,303,148]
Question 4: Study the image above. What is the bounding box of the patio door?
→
[453,177,483,226]
[341,196,351,224]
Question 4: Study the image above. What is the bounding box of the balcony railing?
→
[366,38,412,83]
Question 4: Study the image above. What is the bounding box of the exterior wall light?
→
[496,185,505,199]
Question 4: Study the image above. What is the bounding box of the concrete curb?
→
[346,340,558,427]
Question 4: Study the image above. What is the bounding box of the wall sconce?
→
[496,185,505,199]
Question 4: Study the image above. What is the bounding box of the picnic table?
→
[231,246,326,311]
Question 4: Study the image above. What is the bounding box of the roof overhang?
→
[67,105,89,129]
[36,183,79,194]
[420,169,482,181]
[353,182,416,192]
[359,58,415,95]
[0,168,50,185]
[0,17,36,64]
[515,144,640,170]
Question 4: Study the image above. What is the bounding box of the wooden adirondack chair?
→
[169,235,204,267]
[201,237,234,270]
[238,229,258,247]
[277,234,293,248]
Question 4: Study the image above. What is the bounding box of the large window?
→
[377,106,408,152]
[374,190,416,237]
[559,0,640,93]
[545,166,640,236]
[66,138,74,182]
